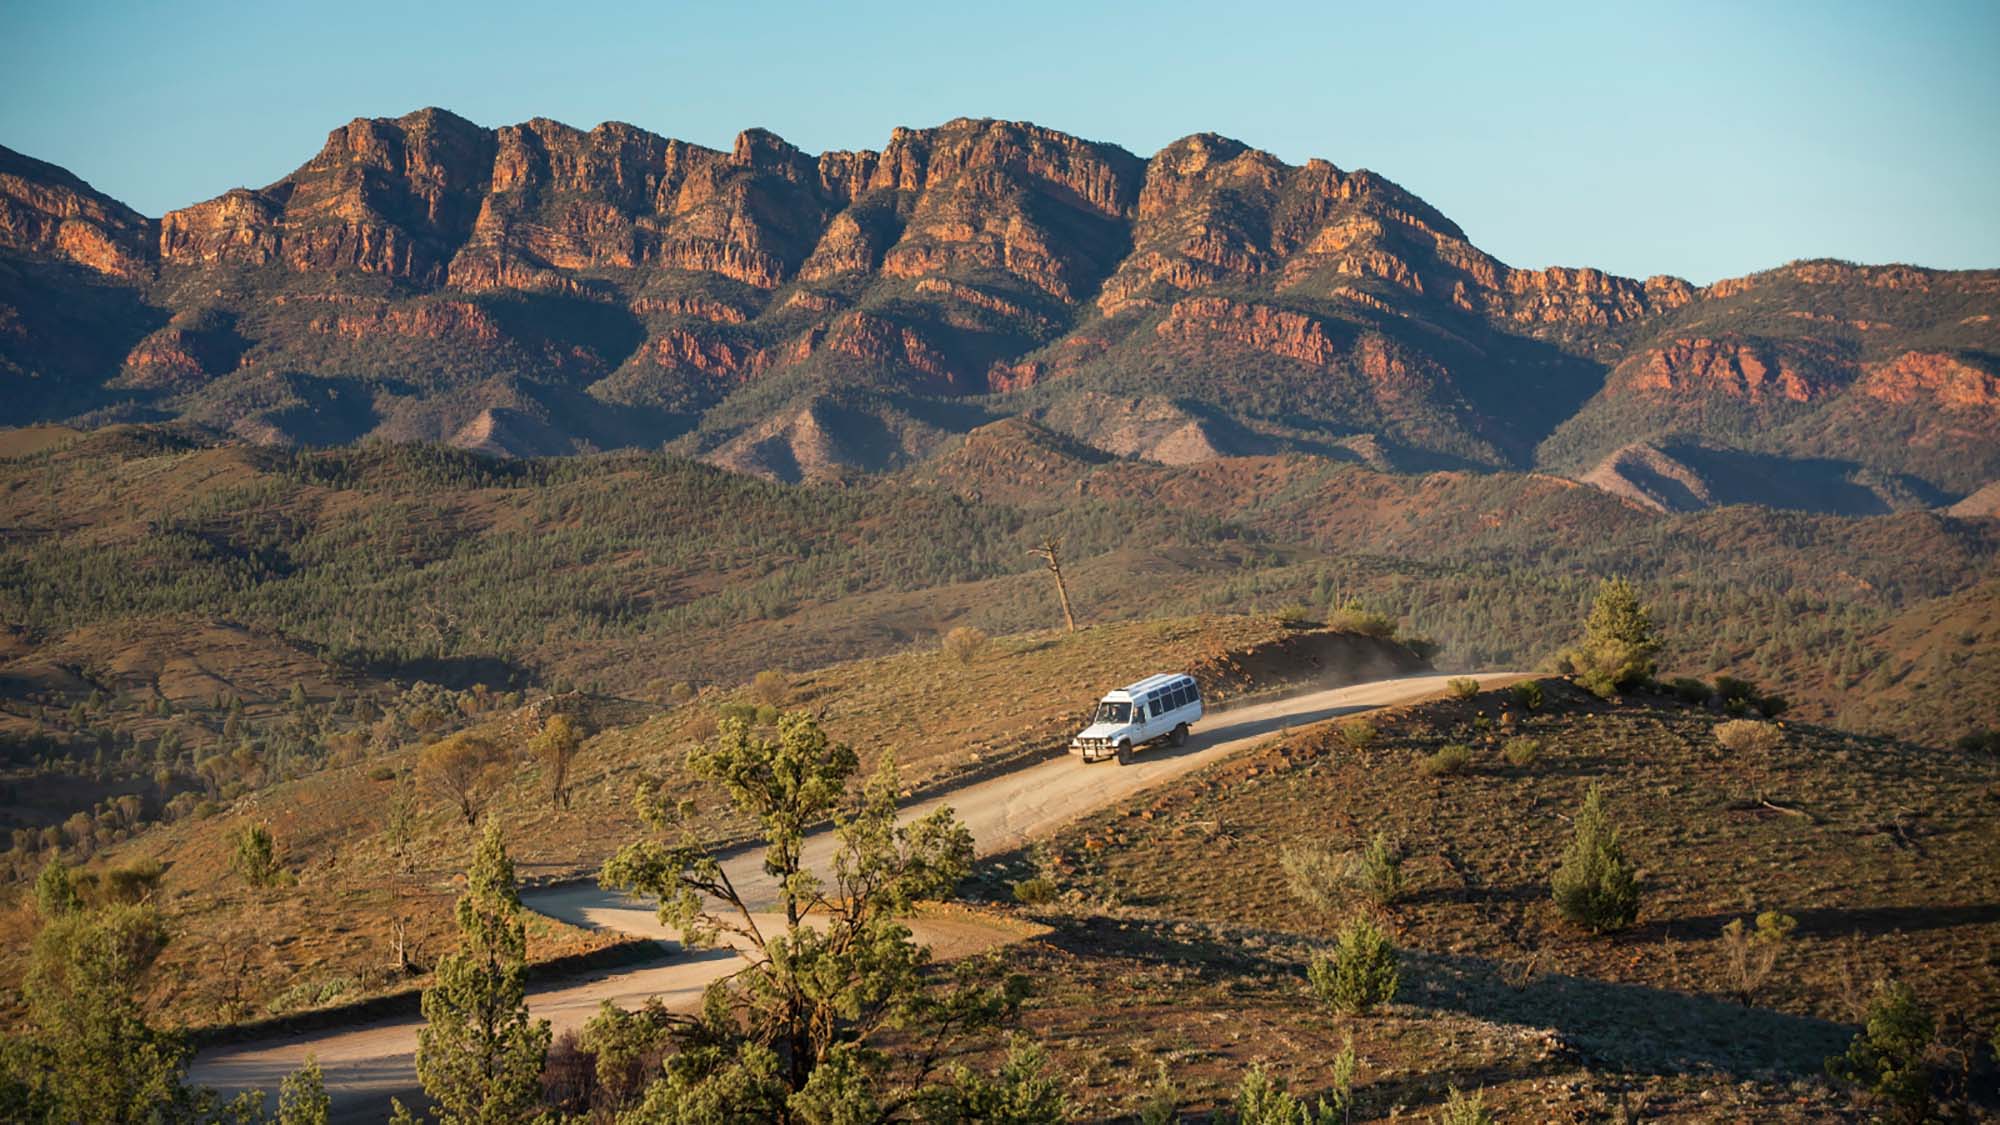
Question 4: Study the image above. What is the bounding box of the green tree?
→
[1564,578,1661,697]
[277,1056,331,1125]
[413,819,551,1123]
[1308,914,1400,1015]
[528,714,583,811]
[33,858,82,918]
[1826,981,1935,1122]
[231,823,282,887]
[8,904,188,1123]
[1551,783,1640,932]
[601,712,1024,1121]
[1,903,288,1123]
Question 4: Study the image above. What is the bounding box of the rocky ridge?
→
[0,112,1995,509]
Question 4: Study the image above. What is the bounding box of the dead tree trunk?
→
[1030,536,1077,633]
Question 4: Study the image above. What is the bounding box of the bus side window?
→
[1151,697,1165,718]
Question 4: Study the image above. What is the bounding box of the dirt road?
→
[189,671,1519,1119]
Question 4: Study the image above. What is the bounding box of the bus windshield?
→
[1094,701,1132,724]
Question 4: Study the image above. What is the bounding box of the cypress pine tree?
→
[1551,783,1640,932]
[413,819,551,1123]
[1565,578,1662,697]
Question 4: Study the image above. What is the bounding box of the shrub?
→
[1826,981,1935,1122]
[1309,914,1400,1014]
[1954,729,2000,755]
[1509,681,1544,711]
[1669,676,1713,704]
[1551,783,1639,932]
[1434,1086,1493,1125]
[1721,911,1797,1003]
[940,625,990,665]
[1327,603,1397,638]
[1714,719,1783,755]
[1280,842,1345,921]
[1446,677,1480,699]
[1713,675,1760,705]
[1350,833,1404,906]
[1340,720,1379,750]
[101,858,164,904]
[1421,743,1473,776]
[1010,877,1057,906]
[669,681,696,704]
[1401,636,1441,662]
[1274,604,1317,628]
[231,822,282,887]
[369,764,397,782]
[1231,1063,1337,1125]
[750,669,789,708]
[1135,1060,1180,1125]
[1502,737,1541,768]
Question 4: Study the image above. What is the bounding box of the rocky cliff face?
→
[1,113,1994,501]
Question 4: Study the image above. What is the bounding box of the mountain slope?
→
[0,114,1995,502]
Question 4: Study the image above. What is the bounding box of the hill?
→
[1,113,1994,507]
[987,678,2000,1116]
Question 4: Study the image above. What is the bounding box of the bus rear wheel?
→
[1169,723,1189,747]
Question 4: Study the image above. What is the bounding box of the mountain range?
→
[2,108,1996,510]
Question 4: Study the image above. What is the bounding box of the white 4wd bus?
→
[1070,673,1203,764]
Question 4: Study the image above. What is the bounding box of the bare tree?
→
[1029,535,1077,633]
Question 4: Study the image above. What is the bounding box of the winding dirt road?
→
[189,671,1519,1120]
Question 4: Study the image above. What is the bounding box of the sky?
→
[4,0,1997,284]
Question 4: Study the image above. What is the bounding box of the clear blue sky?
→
[5,0,1997,283]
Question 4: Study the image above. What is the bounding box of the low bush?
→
[1010,877,1057,906]
[750,669,789,708]
[1350,833,1405,905]
[1446,677,1480,699]
[1231,1063,1340,1125]
[1274,604,1317,628]
[1421,743,1473,776]
[100,858,164,904]
[1502,736,1541,768]
[941,625,989,665]
[1955,729,2000,755]
[1327,604,1397,638]
[368,764,397,782]
[1435,1086,1494,1125]
[1669,676,1713,704]
[1340,720,1379,750]
[1714,719,1784,755]
[1713,675,1760,705]
[1309,914,1400,1014]
[1280,842,1345,920]
[1509,680,1544,711]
